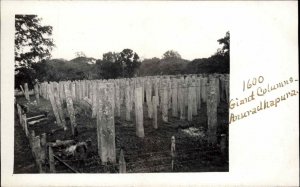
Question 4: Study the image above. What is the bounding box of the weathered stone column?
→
[135,87,144,138]
[91,82,98,118]
[192,81,197,116]
[196,77,202,110]
[48,83,63,127]
[153,78,159,106]
[178,82,186,120]
[207,79,218,145]
[187,83,193,121]
[201,77,208,103]
[119,149,126,173]
[162,81,168,122]
[115,84,121,117]
[152,96,158,129]
[40,133,47,166]
[96,83,116,163]
[125,81,131,121]
[53,83,66,128]
[34,84,40,104]
[146,79,153,119]
[48,146,56,173]
[168,78,172,109]
[24,83,30,101]
[64,84,76,135]
[171,79,178,117]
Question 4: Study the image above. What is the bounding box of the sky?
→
[27,2,230,61]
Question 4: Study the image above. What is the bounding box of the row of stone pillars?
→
[36,74,228,164]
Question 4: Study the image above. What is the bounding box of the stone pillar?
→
[92,82,98,118]
[196,78,201,110]
[168,78,172,109]
[34,84,40,104]
[201,77,208,103]
[162,81,168,122]
[48,146,56,173]
[115,84,121,117]
[71,82,76,100]
[53,83,66,128]
[40,133,47,165]
[24,83,30,101]
[125,82,131,121]
[146,80,153,119]
[23,114,29,137]
[178,82,186,120]
[153,78,159,106]
[187,83,193,121]
[96,84,116,163]
[207,80,218,145]
[192,81,197,116]
[152,96,158,129]
[171,79,178,117]
[119,149,126,173]
[48,83,63,127]
[135,87,144,138]
[64,84,76,135]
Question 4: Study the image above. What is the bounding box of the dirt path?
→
[14,111,38,173]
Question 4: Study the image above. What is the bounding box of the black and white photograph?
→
[1,1,298,187]
[13,6,229,174]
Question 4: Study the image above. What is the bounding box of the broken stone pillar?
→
[32,135,42,172]
[96,84,116,163]
[23,114,29,137]
[64,84,76,135]
[135,87,144,138]
[17,104,22,125]
[119,149,126,173]
[48,146,56,173]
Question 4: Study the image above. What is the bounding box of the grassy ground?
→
[14,95,228,173]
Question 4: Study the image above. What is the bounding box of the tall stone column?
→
[135,87,144,138]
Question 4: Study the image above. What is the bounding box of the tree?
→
[162,50,182,60]
[217,31,230,57]
[102,52,120,63]
[120,49,141,77]
[15,15,54,68]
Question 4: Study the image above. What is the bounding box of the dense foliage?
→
[15,15,54,68]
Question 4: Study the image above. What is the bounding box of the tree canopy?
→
[120,49,141,77]
[15,15,54,68]
[217,31,230,57]
[162,50,182,60]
